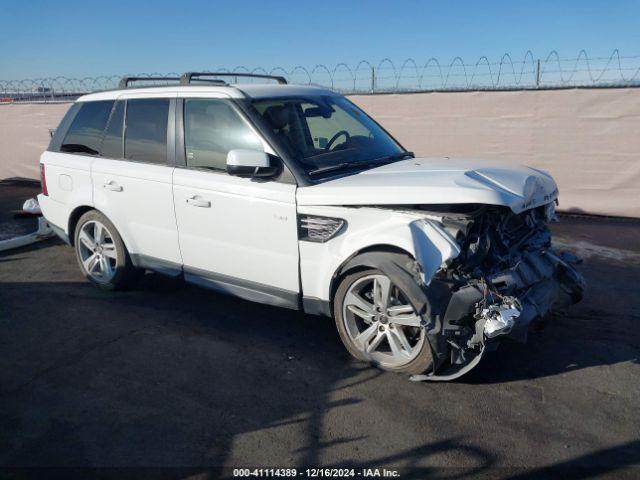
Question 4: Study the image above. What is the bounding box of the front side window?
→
[124,98,170,164]
[184,99,263,171]
[60,100,114,155]
[252,95,407,177]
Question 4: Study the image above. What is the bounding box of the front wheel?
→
[74,210,140,290]
[334,268,433,374]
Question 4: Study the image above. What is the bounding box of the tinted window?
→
[60,101,114,155]
[101,101,124,158]
[48,103,81,152]
[184,99,263,170]
[124,99,169,164]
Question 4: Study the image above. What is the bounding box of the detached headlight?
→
[298,215,346,242]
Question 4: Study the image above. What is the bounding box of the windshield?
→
[251,95,409,176]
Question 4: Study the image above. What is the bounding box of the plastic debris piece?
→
[22,198,42,215]
[0,217,53,252]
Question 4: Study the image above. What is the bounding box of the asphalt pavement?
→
[1,183,639,478]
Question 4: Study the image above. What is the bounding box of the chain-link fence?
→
[2,49,640,103]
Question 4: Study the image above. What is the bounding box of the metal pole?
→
[371,66,375,93]
[536,59,541,87]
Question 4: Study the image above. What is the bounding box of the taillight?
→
[40,163,48,196]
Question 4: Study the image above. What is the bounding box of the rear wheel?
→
[334,268,433,374]
[74,210,139,290]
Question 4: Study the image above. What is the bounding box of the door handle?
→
[185,195,211,208]
[103,180,123,192]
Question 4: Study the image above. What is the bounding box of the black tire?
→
[334,268,433,375]
[73,210,141,290]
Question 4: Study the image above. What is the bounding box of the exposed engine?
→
[410,202,586,380]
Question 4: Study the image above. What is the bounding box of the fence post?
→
[371,66,375,93]
[536,59,541,87]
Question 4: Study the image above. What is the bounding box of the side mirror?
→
[226,149,279,178]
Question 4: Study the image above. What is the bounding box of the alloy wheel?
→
[77,220,118,282]
[342,274,425,368]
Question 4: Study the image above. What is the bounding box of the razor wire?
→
[2,50,640,103]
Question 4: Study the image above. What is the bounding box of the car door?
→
[172,95,299,308]
[41,100,112,233]
[91,93,182,274]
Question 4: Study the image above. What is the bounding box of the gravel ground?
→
[0,184,639,478]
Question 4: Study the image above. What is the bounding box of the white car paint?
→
[75,83,335,102]
[297,205,462,303]
[297,157,558,214]
[37,150,94,235]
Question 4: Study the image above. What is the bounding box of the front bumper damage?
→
[406,204,586,381]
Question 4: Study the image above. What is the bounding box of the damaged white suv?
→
[38,73,585,380]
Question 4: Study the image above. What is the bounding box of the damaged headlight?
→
[478,297,522,338]
[298,215,346,242]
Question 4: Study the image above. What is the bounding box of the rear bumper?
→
[37,193,69,241]
[48,221,70,244]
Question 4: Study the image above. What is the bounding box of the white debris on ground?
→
[22,198,41,215]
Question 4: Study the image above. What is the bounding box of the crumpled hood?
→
[297,157,559,214]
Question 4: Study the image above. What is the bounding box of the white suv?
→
[38,73,585,380]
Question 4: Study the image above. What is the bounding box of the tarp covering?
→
[1,88,638,217]
[350,88,640,218]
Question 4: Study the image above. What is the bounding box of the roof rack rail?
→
[180,72,287,85]
[118,76,181,89]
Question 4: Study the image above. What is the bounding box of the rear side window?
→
[184,99,263,171]
[101,101,124,159]
[48,103,81,152]
[124,99,170,164]
[60,101,114,155]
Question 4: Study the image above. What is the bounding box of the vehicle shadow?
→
[462,332,639,385]
[503,439,640,480]
[0,272,494,472]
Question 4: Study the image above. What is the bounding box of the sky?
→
[1,0,639,80]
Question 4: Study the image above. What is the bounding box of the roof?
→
[77,83,338,102]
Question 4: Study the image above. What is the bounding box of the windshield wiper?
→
[374,151,414,162]
[308,151,414,176]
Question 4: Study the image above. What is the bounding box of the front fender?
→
[410,219,461,283]
[298,206,460,304]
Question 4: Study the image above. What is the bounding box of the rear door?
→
[92,93,182,274]
[172,95,299,307]
[41,101,112,232]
